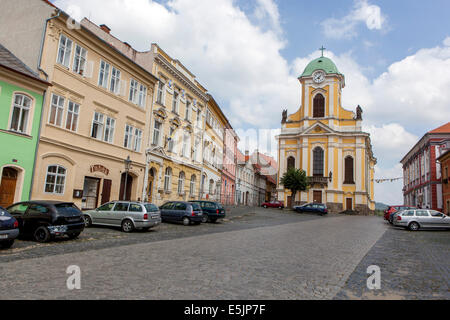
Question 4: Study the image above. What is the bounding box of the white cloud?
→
[321,0,386,39]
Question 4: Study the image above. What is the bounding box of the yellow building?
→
[277,54,376,213]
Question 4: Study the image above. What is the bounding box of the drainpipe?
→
[29,10,61,200]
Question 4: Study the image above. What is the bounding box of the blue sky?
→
[53,0,450,204]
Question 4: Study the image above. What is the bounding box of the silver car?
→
[83,201,161,232]
[393,209,450,231]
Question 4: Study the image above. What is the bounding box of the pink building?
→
[221,123,238,205]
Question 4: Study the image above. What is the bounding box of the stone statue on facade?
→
[355,105,363,120]
[281,109,288,123]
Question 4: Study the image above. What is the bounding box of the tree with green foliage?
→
[280,168,309,205]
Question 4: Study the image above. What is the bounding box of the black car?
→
[0,206,19,249]
[7,201,85,243]
[159,201,204,226]
[189,200,226,223]
[293,203,328,216]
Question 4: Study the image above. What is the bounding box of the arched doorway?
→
[0,167,19,208]
[119,172,133,201]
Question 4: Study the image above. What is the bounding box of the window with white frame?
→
[178,171,185,194]
[153,120,162,146]
[57,34,73,68]
[44,165,66,194]
[164,167,172,192]
[190,175,196,195]
[138,84,147,108]
[72,44,87,75]
[91,112,105,140]
[182,132,190,158]
[49,94,65,127]
[104,117,115,143]
[98,60,110,88]
[193,137,200,162]
[129,79,138,104]
[10,93,32,133]
[124,124,133,149]
[172,90,179,113]
[110,67,121,94]
[185,100,191,121]
[156,81,165,105]
[65,101,79,132]
[134,127,143,152]
[196,109,202,128]
[168,127,175,152]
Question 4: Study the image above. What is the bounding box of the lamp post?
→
[123,155,132,201]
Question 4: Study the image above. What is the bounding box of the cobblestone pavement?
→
[0,208,388,299]
[336,222,450,300]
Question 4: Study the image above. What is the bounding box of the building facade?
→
[221,121,238,205]
[401,122,450,211]
[437,147,450,215]
[276,55,376,213]
[0,44,50,208]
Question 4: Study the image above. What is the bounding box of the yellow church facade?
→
[277,55,376,213]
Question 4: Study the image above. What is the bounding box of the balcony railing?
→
[308,176,329,185]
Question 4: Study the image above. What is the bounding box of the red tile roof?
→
[429,122,450,134]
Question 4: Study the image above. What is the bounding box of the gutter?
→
[29,10,61,200]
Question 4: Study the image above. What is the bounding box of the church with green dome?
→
[276,49,377,214]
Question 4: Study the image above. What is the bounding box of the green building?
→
[0,43,50,208]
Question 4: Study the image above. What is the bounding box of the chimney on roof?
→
[100,24,111,34]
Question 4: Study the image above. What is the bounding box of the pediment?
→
[153,107,168,120]
[151,146,168,157]
[302,121,334,135]
[170,116,182,127]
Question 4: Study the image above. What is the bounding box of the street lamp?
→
[123,155,132,200]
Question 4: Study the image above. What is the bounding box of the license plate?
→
[151,216,159,219]
[198,212,202,216]
[0,234,8,239]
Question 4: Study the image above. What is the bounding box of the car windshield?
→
[191,203,201,211]
[55,203,80,216]
[144,204,159,212]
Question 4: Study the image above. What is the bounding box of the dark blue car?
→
[159,201,203,226]
[0,206,19,249]
[293,203,328,216]
[189,201,226,223]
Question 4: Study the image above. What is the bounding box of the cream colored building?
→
[277,55,376,213]
[0,4,159,209]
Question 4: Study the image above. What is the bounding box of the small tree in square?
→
[280,168,309,204]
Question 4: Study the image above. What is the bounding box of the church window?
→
[344,156,355,184]
[287,156,295,170]
[313,94,325,118]
[313,147,324,176]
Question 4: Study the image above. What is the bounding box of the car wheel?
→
[263,205,267,208]
[408,222,420,231]
[68,232,81,240]
[279,206,283,209]
[183,217,191,226]
[34,226,51,243]
[83,215,92,228]
[0,240,14,249]
[201,214,208,223]
[121,219,135,233]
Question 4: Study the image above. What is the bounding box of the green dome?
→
[300,56,342,77]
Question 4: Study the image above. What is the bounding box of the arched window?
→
[190,175,196,195]
[10,93,32,133]
[313,147,324,177]
[287,156,295,170]
[178,171,185,194]
[344,156,355,184]
[44,165,66,194]
[164,167,172,191]
[313,94,325,118]
[209,179,214,195]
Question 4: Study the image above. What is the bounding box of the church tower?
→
[277,51,376,213]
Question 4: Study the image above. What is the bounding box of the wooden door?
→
[101,179,112,205]
[119,173,133,201]
[346,198,353,211]
[313,191,322,203]
[0,168,18,208]
[287,196,292,208]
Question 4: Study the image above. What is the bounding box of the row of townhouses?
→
[0,0,276,210]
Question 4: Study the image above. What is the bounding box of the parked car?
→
[159,201,203,226]
[189,200,225,223]
[83,201,161,232]
[393,209,450,231]
[261,200,284,209]
[384,205,416,223]
[0,206,19,249]
[7,201,85,243]
[293,203,328,215]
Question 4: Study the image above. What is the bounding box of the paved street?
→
[0,207,448,299]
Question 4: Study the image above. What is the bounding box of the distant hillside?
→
[375,202,389,211]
